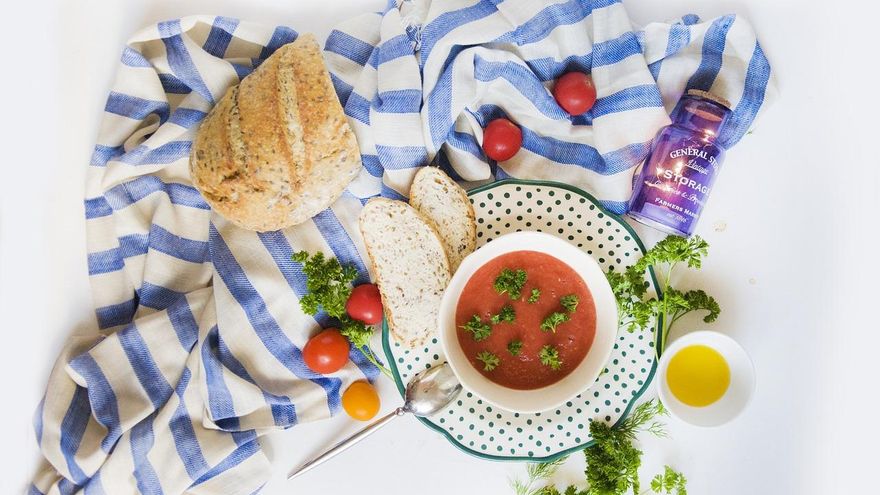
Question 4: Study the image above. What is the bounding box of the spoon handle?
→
[287,407,406,480]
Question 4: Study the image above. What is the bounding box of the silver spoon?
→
[287,363,462,480]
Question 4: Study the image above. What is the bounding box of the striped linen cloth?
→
[31,2,776,494]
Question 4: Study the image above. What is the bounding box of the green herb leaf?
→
[462,315,492,341]
[650,465,688,494]
[538,345,562,370]
[510,457,568,495]
[494,268,528,300]
[584,399,668,495]
[292,251,391,378]
[476,351,500,371]
[635,235,709,272]
[560,294,579,313]
[507,340,523,356]
[528,288,542,304]
[540,312,570,333]
[491,304,517,324]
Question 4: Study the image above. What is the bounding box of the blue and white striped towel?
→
[31,2,776,494]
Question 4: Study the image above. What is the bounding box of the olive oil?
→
[666,344,730,407]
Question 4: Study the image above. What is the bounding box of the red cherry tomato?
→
[482,118,522,162]
[346,283,384,325]
[553,72,597,115]
[302,328,350,374]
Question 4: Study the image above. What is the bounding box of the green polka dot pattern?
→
[380,180,658,461]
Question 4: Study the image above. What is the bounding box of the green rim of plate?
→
[380,178,662,463]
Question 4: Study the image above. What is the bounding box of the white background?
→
[1,0,878,493]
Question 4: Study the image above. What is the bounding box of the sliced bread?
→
[409,167,476,272]
[359,198,451,348]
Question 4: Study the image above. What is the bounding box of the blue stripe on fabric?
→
[425,44,461,147]
[201,327,240,431]
[508,0,617,46]
[591,84,664,119]
[719,41,771,148]
[167,297,200,350]
[472,56,567,120]
[361,154,383,178]
[33,397,45,445]
[325,30,375,67]
[58,385,96,483]
[255,231,331,329]
[258,26,298,60]
[116,141,192,166]
[139,282,186,311]
[311,210,370,285]
[496,164,513,180]
[649,21,693,80]
[203,17,239,58]
[131,413,164,495]
[84,197,113,219]
[169,367,211,480]
[418,1,498,66]
[28,484,45,495]
[58,479,80,495]
[682,14,701,25]
[191,436,262,486]
[374,34,414,66]
[95,297,138,329]
[90,145,125,167]
[117,324,174,408]
[158,73,192,95]
[329,73,354,106]
[526,31,643,81]
[231,63,253,81]
[67,354,123,451]
[373,89,422,113]
[87,225,208,276]
[375,145,428,170]
[158,20,215,104]
[685,15,735,92]
[600,200,628,215]
[93,175,208,216]
[121,46,152,68]
[209,224,343,414]
[83,472,106,495]
[105,92,170,123]
[448,131,484,161]
[381,183,408,201]
[216,331,297,427]
[344,91,371,124]
[169,108,207,129]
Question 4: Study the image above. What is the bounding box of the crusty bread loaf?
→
[409,167,476,272]
[359,198,451,348]
[189,34,360,231]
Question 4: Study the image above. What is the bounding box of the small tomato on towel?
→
[553,72,596,115]
[342,381,380,421]
[346,283,383,325]
[303,328,350,374]
[482,118,522,162]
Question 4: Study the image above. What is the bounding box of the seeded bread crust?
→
[409,167,476,272]
[189,34,360,231]
[359,198,452,349]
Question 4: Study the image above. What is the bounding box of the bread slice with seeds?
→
[409,167,476,272]
[359,198,451,348]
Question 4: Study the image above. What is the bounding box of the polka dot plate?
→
[380,179,659,461]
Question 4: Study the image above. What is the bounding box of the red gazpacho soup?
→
[455,250,596,390]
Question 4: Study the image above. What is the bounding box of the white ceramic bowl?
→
[438,231,617,413]
[657,330,756,427]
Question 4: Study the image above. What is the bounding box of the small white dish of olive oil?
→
[657,330,755,427]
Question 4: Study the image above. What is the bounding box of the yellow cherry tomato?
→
[342,381,380,421]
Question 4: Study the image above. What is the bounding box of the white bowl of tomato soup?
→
[438,231,617,413]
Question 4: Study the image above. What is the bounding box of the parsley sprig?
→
[507,340,523,356]
[494,268,528,299]
[511,400,680,495]
[560,294,579,313]
[606,236,720,354]
[462,314,492,341]
[540,312,570,333]
[292,251,391,378]
[528,288,542,304]
[491,304,517,324]
[538,344,562,370]
[476,351,500,371]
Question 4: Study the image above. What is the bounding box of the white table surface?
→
[2,0,878,493]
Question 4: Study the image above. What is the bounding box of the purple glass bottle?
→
[627,90,732,237]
